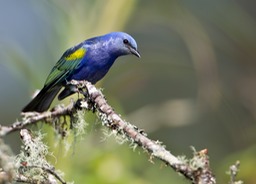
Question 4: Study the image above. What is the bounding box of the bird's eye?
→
[123,39,129,44]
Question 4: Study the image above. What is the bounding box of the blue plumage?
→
[22,32,140,112]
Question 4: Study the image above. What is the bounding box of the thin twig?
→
[228,161,243,184]
[27,165,66,184]
[0,103,74,136]
[16,129,67,184]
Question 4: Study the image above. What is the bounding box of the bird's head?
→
[103,32,140,58]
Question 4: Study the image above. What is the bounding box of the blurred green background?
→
[1,0,256,183]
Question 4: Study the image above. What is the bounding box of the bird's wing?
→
[44,44,87,88]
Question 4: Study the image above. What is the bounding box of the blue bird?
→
[22,32,140,112]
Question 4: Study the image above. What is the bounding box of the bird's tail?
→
[22,86,62,112]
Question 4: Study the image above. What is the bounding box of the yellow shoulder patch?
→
[65,47,86,61]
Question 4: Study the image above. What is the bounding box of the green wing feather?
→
[44,45,87,87]
[22,45,87,112]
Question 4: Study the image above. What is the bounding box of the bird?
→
[22,32,140,112]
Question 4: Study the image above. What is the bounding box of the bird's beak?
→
[130,47,141,58]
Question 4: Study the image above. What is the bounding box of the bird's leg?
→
[67,82,88,99]
[82,89,97,113]
[74,88,96,112]
[79,87,97,113]
[69,80,88,98]
[68,80,96,112]
[79,87,89,99]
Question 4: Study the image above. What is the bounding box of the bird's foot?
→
[75,97,96,113]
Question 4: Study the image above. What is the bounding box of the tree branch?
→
[0,80,216,184]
